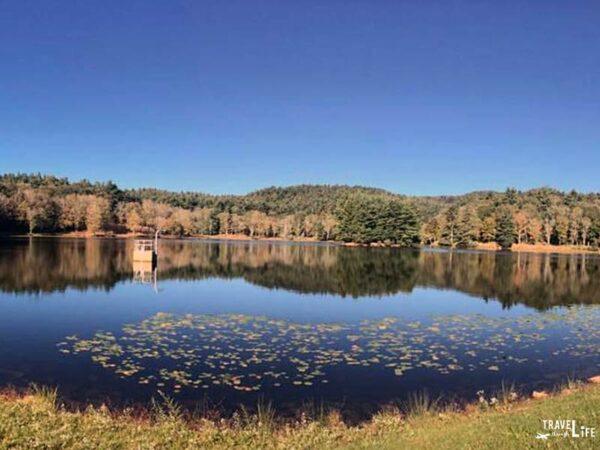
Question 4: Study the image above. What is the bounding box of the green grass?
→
[0,384,599,449]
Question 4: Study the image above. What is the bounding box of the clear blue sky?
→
[1,1,599,195]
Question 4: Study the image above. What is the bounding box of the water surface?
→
[0,237,599,416]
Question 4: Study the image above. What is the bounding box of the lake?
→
[0,237,599,418]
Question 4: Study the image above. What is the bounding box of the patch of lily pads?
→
[58,307,600,394]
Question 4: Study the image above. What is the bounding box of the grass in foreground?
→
[0,384,599,449]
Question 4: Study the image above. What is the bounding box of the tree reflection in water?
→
[0,237,599,309]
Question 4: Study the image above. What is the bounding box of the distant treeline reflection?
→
[1,238,599,309]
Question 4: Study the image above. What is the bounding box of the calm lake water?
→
[1,237,599,417]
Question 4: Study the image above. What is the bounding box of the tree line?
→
[420,188,600,250]
[1,174,599,249]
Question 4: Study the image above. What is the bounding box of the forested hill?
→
[129,184,397,215]
[1,173,600,249]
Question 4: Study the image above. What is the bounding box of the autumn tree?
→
[455,206,481,248]
[221,207,235,235]
[243,210,271,237]
[303,214,321,238]
[186,208,207,235]
[541,217,555,245]
[526,216,542,243]
[553,206,570,245]
[278,215,296,238]
[126,206,143,232]
[141,200,173,232]
[580,216,592,246]
[58,194,90,231]
[167,208,193,236]
[421,215,445,246]
[480,216,496,243]
[86,196,111,233]
[19,189,58,234]
[320,214,338,241]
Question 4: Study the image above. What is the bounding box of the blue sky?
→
[1,1,599,195]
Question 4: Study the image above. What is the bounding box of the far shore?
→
[2,232,599,255]
[474,242,600,254]
[1,231,325,244]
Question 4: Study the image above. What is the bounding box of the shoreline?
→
[0,231,326,243]
[474,242,599,254]
[3,232,599,255]
[2,376,599,449]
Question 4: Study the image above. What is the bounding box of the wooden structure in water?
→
[132,231,159,292]
[133,239,157,263]
[133,231,159,264]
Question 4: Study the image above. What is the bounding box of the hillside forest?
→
[1,174,600,250]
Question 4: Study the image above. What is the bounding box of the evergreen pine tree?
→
[495,208,516,250]
[208,209,220,235]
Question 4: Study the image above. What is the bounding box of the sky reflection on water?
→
[0,238,599,415]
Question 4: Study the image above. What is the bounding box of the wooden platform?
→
[133,240,157,263]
